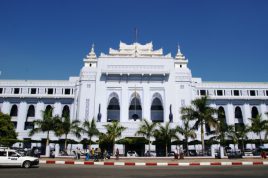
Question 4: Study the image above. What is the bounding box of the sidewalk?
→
[40,157,268,167]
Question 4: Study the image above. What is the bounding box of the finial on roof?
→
[86,43,97,59]
[175,43,185,60]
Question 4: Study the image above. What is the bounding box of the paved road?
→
[0,165,267,178]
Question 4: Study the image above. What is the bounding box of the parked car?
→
[0,147,39,168]
[243,149,253,156]
[227,150,242,159]
[126,151,138,157]
[168,151,176,157]
[144,150,157,157]
[253,146,268,156]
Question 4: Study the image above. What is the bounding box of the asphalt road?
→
[0,165,268,178]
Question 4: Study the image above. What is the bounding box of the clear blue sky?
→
[0,0,267,81]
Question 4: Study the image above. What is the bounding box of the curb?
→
[40,160,268,167]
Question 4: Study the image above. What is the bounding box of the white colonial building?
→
[0,41,268,156]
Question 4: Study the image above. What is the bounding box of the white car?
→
[126,151,138,157]
[0,147,39,168]
[145,150,157,157]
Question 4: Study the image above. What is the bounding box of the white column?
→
[143,85,150,121]
[242,104,251,125]
[121,85,128,122]
[53,102,62,116]
[260,104,267,120]
[17,102,27,133]
[225,104,234,125]
[1,101,10,114]
[70,103,75,120]
[36,102,45,120]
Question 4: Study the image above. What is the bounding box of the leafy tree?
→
[103,121,126,155]
[176,117,196,156]
[154,122,177,156]
[182,96,218,155]
[54,112,82,151]
[29,107,60,148]
[82,118,99,150]
[249,114,268,146]
[0,112,17,147]
[135,119,157,155]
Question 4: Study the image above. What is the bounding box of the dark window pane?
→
[250,90,256,96]
[217,90,223,96]
[64,89,70,95]
[31,88,36,94]
[233,90,239,96]
[14,88,20,94]
[200,90,206,96]
[47,88,53,94]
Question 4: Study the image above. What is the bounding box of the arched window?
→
[62,105,70,118]
[107,97,120,122]
[235,106,244,131]
[10,105,18,117]
[218,106,226,123]
[27,105,35,117]
[45,105,53,117]
[151,97,164,122]
[251,106,259,118]
[129,94,142,121]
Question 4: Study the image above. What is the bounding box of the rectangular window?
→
[181,99,185,107]
[180,85,184,89]
[0,151,7,157]
[14,88,20,94]
[64,88,71,95]
[0,88,3,94]
[200,90,206,96]
[47,88,53,95]
[233,90,240,96]
[217,90,223,96]
[30,88,37,94]
[250,90,256,96]
[266,90,268,96]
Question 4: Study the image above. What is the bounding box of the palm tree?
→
[82,118,100,150]
[182,96,218,155]
[135,119,157,155]
[103,121,126,155]
[235,124,250,154]
[154,122,177,156]
[29,107,60,156]
[54,114,82,151]
[209,117,233,147]
[228,125,239,153]
[176,119,196,156]
[249,114,268,146]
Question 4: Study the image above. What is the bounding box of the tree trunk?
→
[186,137,189,156]
[113,141,115,156]
[165,143,168,157]
[241,139,245,155]
[64,134,68,151]
[201,123,205,156]
[46,131,50,147]
[148,137,151,156]
[259,133,262,146]
[89,136,92,151]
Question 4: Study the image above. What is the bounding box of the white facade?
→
[1,41,268,153]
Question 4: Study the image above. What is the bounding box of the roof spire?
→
[86,43,97,59]
[175,43,185,60]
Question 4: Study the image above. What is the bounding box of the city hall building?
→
[0,41,268,155]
